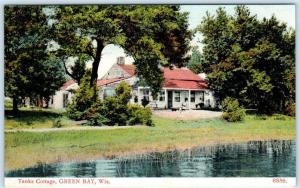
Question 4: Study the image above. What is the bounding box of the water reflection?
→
[6,140,295,177]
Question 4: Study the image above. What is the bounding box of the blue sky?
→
[92,5,295,78]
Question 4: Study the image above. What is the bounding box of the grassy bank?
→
[5,108,76,129]
[5,114,295,171]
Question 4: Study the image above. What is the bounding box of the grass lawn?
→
[5,110,295,171]
[5,108,76,129]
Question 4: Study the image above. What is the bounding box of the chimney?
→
[116,56,125,65]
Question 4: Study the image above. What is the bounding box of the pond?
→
[6,140,295,177]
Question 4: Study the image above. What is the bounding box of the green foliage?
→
[5,6,66,111]
[68,54,89,85]
[102,97,128,126]
[86,113,109,126]
[5,99,13,109]
[66,70,98,120]
[128,104,153,126]
[273,114,288,121]
[285,101,295,117]
[198,5,295,115]
[222,97,246,122]
[254,115,267,120]
[53,5,191,95]
[52,119,63,128]
[187,46,204,74]
[86,82,152,126]
[115,81,132,103]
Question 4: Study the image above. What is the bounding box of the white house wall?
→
[49,90,74,109]
[102,64,131,79]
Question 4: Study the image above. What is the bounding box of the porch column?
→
[137,87,140,105]
[188,90,191,110]
[164,89,167,109]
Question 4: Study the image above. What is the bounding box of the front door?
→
[167,91,173,109]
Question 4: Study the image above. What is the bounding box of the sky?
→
[89,5,295,79]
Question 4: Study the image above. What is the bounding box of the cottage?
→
[50,57,218,110]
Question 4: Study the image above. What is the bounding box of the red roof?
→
[60,79,76,90]
[163,79,207,90]
[163,68,204,81]
[61,67,207,91]
[162,68,207,90]
[118,64,136,76]
[60,77,129,90]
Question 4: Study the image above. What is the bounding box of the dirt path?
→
[5,125,147,133]
[153,110,222,120]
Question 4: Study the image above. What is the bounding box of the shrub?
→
[73,81,153,126]
[66,70,99,120]
[102,97,128,126]
[86,113,109,126]
[86,82,132,126]
[221,97,246,122]
[66,103,85,120]
[115,81,132,103]
[128,104,153,126]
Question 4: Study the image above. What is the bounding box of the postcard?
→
[4,4,296,188]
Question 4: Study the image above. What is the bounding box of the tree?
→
[53,5,191,97]
[5,6,66,113]
[198,5,295,114]
[66,69,98,120]
[187,46,204,74]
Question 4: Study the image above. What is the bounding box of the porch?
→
[135,87,215,110]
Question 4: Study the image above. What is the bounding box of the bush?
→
[86,82,132,126]
[66,103,85,120]
[222,97,246,122]
[86,113,109,126]
[128,104,153,126]
[70,80,154,127]
[102,97,128,126]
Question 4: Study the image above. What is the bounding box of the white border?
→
[0,1,298,188]
[4,178,297,188]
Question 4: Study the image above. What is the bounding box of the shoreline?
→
[6,136,295,172]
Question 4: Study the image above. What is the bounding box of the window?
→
[103,88,116,98]
[158,90,165,101]
[140,88,150,101]
[199,91,204,102]
[191,91,195,102]
[141,88,149,95]
[174,91,180,102]
[63,93,69,108]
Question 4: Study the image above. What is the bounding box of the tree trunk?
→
[37,96,44,108]
[90,39,105,87]
[12,96,19,115]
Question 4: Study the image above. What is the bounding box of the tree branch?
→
[63,61,74,79]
